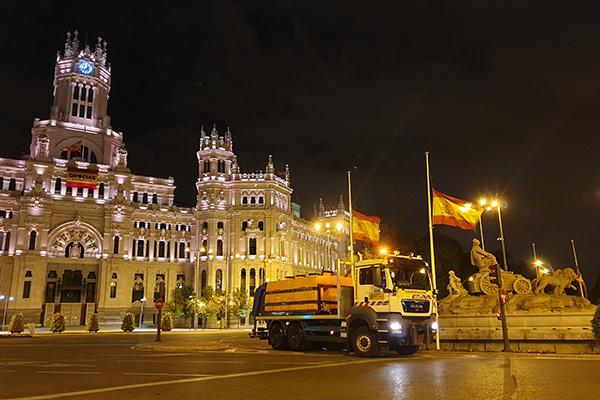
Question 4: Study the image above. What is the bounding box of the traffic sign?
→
[155,298,164,310]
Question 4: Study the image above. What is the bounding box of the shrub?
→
[8,313,25,334]
[161,313,173,331]
[50,313,65,333]
[121,312,135,332]
[593,306,600,342]
[86,313,100,333]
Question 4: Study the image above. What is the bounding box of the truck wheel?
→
[269,322,288,350]
[351,326,379,357]
[287,323,307,351]
[394,345,419,355]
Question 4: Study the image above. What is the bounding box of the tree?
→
[50,313,65,333]
[161,313,173,331]
[191,286,216,330]
[8,313,25,334]
[166,284,195,321]
[231,288,251,327]
[121,312,135,332]
[86,313,99,333]
[209,292,229,329]
[593,306,600,342]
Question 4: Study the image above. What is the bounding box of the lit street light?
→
[1,295,14,331]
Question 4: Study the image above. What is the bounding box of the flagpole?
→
[425,151,440,351]
[478,214,486,251]
[347,171,356,302]
[570,239,586,298]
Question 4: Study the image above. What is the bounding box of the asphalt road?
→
[1,331,599,400]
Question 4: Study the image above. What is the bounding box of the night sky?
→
[1,2,600,283]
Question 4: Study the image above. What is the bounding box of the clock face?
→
[77,60,94,75]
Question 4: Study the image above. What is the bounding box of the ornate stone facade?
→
[0,32,347,326]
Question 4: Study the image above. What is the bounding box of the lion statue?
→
[532,267,578,295]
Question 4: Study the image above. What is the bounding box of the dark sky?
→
[2,1,600,283]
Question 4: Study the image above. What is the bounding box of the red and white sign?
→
[155,298,164,310]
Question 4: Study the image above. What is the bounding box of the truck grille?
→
[401,300,430,313]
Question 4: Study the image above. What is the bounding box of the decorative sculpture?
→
[533,267,578,295]
[447,270,468,295]
[470,239,497,272]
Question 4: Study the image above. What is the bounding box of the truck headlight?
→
[431,321,439,331]
[390,321,402,331]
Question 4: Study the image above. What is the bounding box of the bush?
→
[8,313,25,334]
[86,313,99,333]
[593,306,600,342]
[50,313,65,333]
[161,313,173,331]
[121,312,135,332]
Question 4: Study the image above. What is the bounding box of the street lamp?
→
[479,197,509,271]
[1,295,15,331]
[139,297,147,328]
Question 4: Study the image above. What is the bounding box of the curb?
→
[133,342,231,352]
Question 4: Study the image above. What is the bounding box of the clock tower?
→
[50,30,112,129]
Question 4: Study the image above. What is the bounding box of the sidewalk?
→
[0,327,252,336]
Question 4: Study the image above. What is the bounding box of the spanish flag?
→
[432,190,483,231]
[352,211,381,244]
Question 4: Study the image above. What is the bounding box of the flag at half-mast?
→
[352,211,381,244]
[432,189,483,231]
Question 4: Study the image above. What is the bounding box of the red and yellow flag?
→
[432,190,483,231]
[352,211,381,244]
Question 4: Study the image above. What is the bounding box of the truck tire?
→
[287,323,307,351]
[269,322,288,350]
[350,326,379,357]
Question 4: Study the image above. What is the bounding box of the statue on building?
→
[470,239,498,272]
[447,271,468,295]
[112,144,128,170]
[69,241,82,258]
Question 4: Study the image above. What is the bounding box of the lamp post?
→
[1,295,15,331]
[138,297,146,328]
[491,199,509,271]
[186,245,204,331]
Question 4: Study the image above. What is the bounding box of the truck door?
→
[357,266,386,303]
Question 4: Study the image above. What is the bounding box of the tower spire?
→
[337,195,345,212]
[266,155,274,174]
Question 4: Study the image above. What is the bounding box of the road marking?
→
[533,356,600,361]
[13,358,394,400]
[123,372,212,377]
[35,371,101,375]
[185,360,244,364]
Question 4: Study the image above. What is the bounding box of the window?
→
[203,160,210,174]
[241,269,246,292]
[113,236,120,254]
[242,221,248,231]
[71,84,94,119]
[217,239,223,256]
[132,273,144,303]
[201,270,207,294]
[217,222,224,230]
[217,160,225,173]
[359,268,373,285]
[0,177,3,190]
[249,237,257,256]
[251,196,256,205]
[250,268,256,296]
[23,281,31,299]
[142,193,148,204]
[28,230,37,251]
[258,196,264,205]
[152,194,158,204]
[242,196,248,205]
[158,241,166,258]
[54,178,62,194]
[178,242,186,259]
[215,269,223,293]
[132,192,139,203]
[8,178,16,191]
[136,240,145,257]
[258,221,264,231]
[98,183,105,198]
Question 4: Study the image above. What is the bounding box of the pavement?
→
[1,331,600,399]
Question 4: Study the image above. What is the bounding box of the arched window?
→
[241,269,247,292]
[258,196,264,205]
[250,268,256,296]
[28,230,37,251]
[8,178,16,191]
[259,268,265,285]
[201,239,208,255]
[152,193,158,204]
[215,269,223,293]
[242,196,248,205]
[201,269,207,291]
[216,239,223,256]
[217,221,224,230]
[98,183,105,198]
[54,178,62,194]
[113,236,120,254]
[250,196,256,205]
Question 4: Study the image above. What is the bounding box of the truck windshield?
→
[388,258,431,291]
